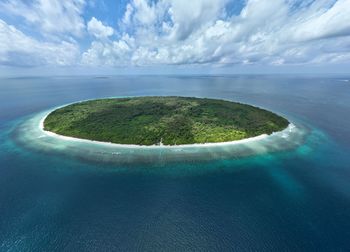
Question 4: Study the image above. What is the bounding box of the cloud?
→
[290,0,350,41]
[82,0,350,67]
[0,0,86,37]
[0,19,80,67]
[168,0,228,40]
[122,3,134,26]
[87,17,114,39]
[0,0,349,69]
[82,34,134,66]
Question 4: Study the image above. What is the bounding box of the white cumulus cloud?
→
[0,0,86,37]
[82,0,350,67]
[0,19,80,67]
[0,0,350,69]
[87,17,114,39]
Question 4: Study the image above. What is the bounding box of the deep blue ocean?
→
[1,75,350,251]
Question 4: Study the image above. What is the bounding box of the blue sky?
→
[0,0,349,75]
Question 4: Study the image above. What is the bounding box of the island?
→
[43,96,289,146]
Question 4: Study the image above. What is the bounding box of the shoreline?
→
[39,110,295,149]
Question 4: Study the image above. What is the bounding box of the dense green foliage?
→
[44,97,289,145]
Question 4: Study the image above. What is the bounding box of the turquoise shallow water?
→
[1,75,350,251]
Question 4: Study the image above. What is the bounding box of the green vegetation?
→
[44,96,289,145]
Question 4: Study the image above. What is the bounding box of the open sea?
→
[1,75,350,251]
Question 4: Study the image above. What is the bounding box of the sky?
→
[0,0,349,75]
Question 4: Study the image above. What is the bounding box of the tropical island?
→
[43,96,289,146]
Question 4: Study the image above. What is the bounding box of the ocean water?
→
[1,75,350,251]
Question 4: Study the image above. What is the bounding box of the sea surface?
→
[1,75,350,251]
